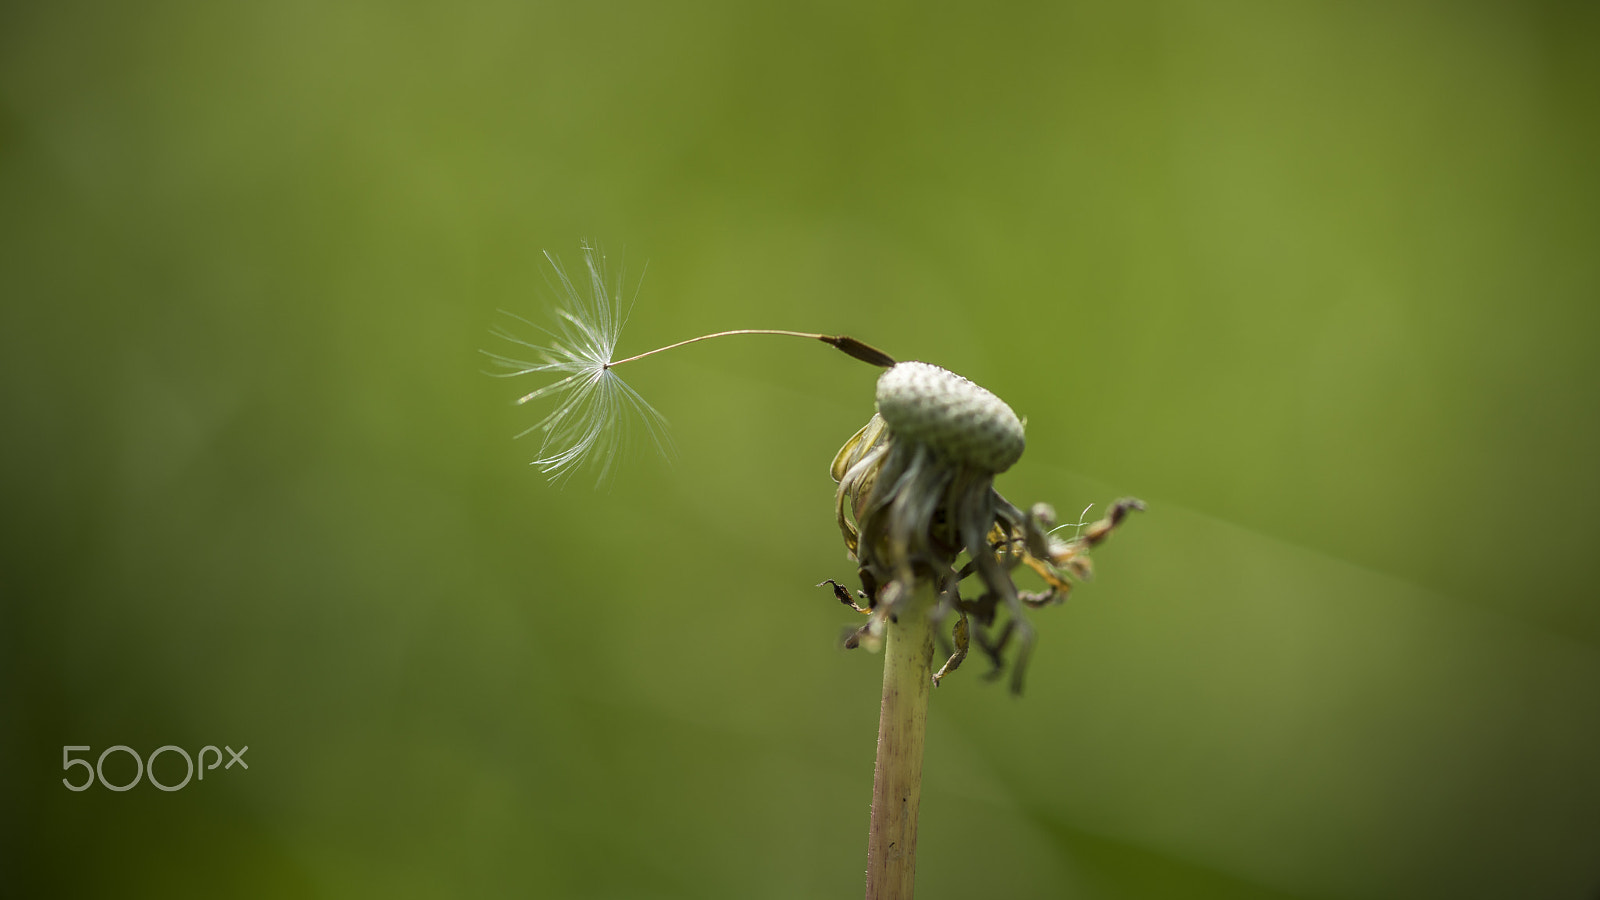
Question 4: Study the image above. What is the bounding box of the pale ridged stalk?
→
[866,578,937,900]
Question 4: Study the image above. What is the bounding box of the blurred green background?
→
[3,1,1598,897]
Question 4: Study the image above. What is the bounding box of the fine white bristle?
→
[482,243,670,485]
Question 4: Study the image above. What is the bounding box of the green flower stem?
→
[866,578,937,900]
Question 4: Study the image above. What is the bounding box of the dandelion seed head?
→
[832,362,1139,693]
[482,243,670,486]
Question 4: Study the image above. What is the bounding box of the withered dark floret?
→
[829,361,1141,694]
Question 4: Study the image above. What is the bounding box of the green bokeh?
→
[3,2,1598,898]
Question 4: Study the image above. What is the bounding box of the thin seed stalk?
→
[866,578,937,900]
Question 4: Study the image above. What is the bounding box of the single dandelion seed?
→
[483,242,895,485]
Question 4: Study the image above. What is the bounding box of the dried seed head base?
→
[835,362,1140,693]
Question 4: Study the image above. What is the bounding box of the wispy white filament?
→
[482,243,670,485]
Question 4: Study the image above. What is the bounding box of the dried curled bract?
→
[830,361,1141,694]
